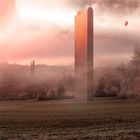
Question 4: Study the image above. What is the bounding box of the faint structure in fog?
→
[75,7,94,101]
[30,60,35,76]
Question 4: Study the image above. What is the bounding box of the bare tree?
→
[118,44,140,98]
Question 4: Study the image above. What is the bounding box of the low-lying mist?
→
[0,46,140,100]
[0,64,74,100]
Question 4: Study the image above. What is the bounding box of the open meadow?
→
[0,98,140,140]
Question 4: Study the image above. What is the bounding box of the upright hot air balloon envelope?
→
[125,21,128,26]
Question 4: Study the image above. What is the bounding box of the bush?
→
[95,78,106,97]
[95,76,120,97]
[0,78,69,101]
[118,89,138,99]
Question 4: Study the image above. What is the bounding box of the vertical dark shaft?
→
[75,7,94,101]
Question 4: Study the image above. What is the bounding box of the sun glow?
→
[15,0,75,27]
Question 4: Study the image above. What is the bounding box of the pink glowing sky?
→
[0,0,140,66]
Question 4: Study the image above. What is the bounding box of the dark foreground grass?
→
[0,98,140,139]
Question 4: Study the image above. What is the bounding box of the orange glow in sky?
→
[0,0,140,66]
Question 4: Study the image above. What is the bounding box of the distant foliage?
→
[0,76,74,100]
[95,78,106,97]
[118,45,140,98]
[95,45,140,99]
[95,75,120,97]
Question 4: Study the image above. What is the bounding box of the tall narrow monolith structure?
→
[30,60,35,76]
[75,7,94,101]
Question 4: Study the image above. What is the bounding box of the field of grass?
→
[0,98,140,139]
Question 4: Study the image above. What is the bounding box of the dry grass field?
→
[0,98,140,139]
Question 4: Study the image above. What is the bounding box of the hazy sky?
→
[0,0,140,66]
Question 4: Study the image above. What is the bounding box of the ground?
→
[0,98,140,140]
